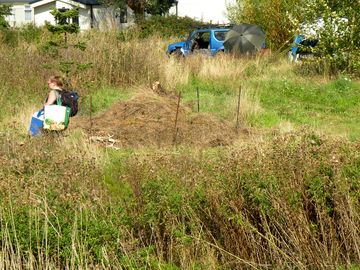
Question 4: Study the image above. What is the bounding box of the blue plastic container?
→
[29,109,44,137]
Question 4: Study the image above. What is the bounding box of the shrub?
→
[118,15,204,40]
[227,0,360,76]
[20,24,42,44]
[0,28,19,46]
[226,0,297,50]
[0,4,11,29]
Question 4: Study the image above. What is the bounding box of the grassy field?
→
[0,29,359,269]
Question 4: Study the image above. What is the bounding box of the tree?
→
[44,7,91,83]
[226,0,297,49]
[227,0,360,75]
[0,4,11,29]
[145,0,176,16]
[126,0,145,16]
[110,0,175,19]
[45,8,80,44]
[294,0,360,75]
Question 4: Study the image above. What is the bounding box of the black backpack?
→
[60,90,79,117]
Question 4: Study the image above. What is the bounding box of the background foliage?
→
[0,4,11,29]
[226,0,297,50]
[110,0,176,19]
[227,0,360,76]
[293,0,360,75]
[118,15,203,40]
[0,7,359,269]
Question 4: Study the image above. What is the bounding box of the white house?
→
[30,0,134,30]
[0,0,134,30]
[0,0,33,27]
[170,0,233,24]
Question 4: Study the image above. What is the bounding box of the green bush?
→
[227,0,360,76]
[118,15,204,41]
[0,28,19,46]
[20,24,42,44]
[0,4,11,29]
[0,205,123,265]
[81,87,130,115]
[227,0,297,50]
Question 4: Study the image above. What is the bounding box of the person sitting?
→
[29,76,65,136]
[45,76,64,106]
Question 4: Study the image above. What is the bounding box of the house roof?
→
[0,0,32,3]
[29,0,100,5]
[76,0,100,4]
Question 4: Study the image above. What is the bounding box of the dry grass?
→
[161,57,191,89]
[0,29,359,269]
[0,127,359,269]
[198,54,253,79]
[0,29,264,125]
[71,89,237,148]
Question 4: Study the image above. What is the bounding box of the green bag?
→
[43,92,70,130]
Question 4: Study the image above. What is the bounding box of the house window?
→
[57,7,69,24]
[57,8,79,25]
[7,8,15,23]
[24,5,32,21]
[72,15,79,25]
[120,8,127,23]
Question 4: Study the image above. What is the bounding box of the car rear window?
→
[214,31,226,41]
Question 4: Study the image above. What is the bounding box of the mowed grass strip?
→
[248,76,360,138]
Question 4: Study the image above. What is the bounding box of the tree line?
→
[0,0,177,27]
[111,0,177,17]
[227,0,360,75]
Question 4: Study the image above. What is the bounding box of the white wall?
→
[78,7,91,30]
[93,5,134,30]
[34,2,56,26]
[93,7,119,29]
[169,0,233,24]
[33,0,89,29]
[32,1,133,30]
[6,4,33,27]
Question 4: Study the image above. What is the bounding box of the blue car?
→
[288,34,319,62]
[167,26,231,57]
[288,18,324,62]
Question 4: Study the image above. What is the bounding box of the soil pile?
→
[71,90,238,148]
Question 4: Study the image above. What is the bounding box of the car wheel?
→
[171,48,184,58]
[216,50,225,57]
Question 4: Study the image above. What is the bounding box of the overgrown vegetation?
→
[227,0,296,49]
[0,4,11,29]
[0,16,359,269]
[118,15,204,40]
[227,0,360,76]
[1,130,359,268]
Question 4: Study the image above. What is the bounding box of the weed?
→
[1,27,360,269]
[81,87,131,115]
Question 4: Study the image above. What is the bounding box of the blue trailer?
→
[289,34,319,62]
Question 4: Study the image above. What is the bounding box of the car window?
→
[200,32,211,42]
[214,31,226,41]
[188,31,197,40]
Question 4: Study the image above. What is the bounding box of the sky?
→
[169,0,235,24]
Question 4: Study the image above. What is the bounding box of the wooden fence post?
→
[236,86,242,133]
[197,87,200,112]
[173,92,181,146]
[89,95,93,135]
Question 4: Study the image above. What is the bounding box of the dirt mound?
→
[71,90,238,148]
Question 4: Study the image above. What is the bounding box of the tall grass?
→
[1,28,359,137]
[1,130,359,268]
[0,27,360,269]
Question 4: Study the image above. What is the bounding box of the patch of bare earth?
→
[71,88,240,148]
